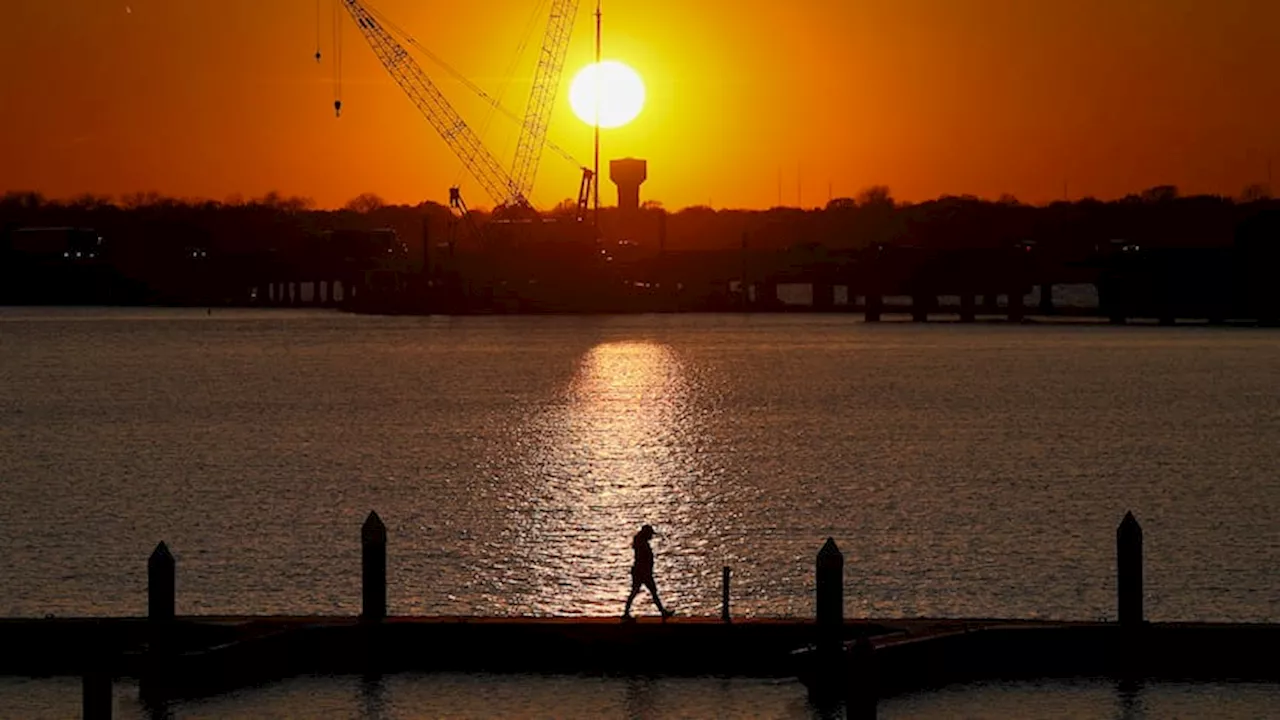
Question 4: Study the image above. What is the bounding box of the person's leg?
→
[624,577,642,616]
[643,577,669,616]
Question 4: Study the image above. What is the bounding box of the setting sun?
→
[568,60,645,129]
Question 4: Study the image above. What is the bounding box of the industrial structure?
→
[610,158,648,214]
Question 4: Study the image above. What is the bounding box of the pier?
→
[3,512,1279,717]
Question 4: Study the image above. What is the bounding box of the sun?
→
[568,61,645,129]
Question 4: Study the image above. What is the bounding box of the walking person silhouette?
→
[623,524,674,621]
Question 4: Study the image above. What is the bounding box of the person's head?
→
[639,524,655,540]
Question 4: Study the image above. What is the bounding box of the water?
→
[2,307,1279,714]
[5,675,1280,719]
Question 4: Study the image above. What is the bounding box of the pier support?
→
[82,671,112,720]
[1117,512,1143,627]
[911,294,932,323]
[1039,283,1055,315]
[959,294,976,323]
[1007,290,1025,322]
[362,512,387,622]
[813,283,834,311]
[864,295,882,323]
[816,538,843,656]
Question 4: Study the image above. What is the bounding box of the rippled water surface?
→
[5,675,1280,719]
[2,308,1279,622]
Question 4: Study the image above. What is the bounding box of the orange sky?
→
[2,0,1278,210]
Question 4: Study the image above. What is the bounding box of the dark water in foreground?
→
[4,674,1280,719]
[1,308,1278,716]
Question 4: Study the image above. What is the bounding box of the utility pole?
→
[593,0,601,235]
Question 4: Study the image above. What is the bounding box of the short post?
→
[816,537,844,656]
[82,671,112,720]
[1117,512,1143,627]
[362,511,387,622]
[148,542,175,622]
[721,566,731,623]
[959,293,976,323]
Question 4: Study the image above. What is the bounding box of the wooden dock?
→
[5,510,1279,717]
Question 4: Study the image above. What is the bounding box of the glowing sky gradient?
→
[2,0,1277,209]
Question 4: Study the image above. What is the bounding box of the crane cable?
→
[477,0,551,191]
[314,0,322,62]
[355,0,583,169]
[332,0,344,116]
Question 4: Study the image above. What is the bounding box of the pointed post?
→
[721,566,731,623]
[1117,511,1143,627]
[816,537,844,655]
[148,542,175,622]
[362,512,387,622]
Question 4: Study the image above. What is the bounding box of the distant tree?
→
[277,196,314,214]
[856,185,893,208]
[66,193,113,210]
[120,191,166,209]
[1240,183,1272,202]
[344,193,385,214]
[1140,185,1179,203]
[549,198,578,217]
[640,199,664,211]
[998,193,1021,206]
[2,191,46,209]
[825,197,856,211]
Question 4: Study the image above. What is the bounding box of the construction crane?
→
[338,0,525,209]
[333,0,593,221]
[510,0,579,203]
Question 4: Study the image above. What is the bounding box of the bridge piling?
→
[1007,290,1025,322]
[864,295,882,322]
[82,669,112,720]
[1039,283,1055,315]
[911,294,931,323]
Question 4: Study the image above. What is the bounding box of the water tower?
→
[610,158,647,213]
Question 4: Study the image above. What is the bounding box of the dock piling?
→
[1117,512,1143,627]
[362,511,387,622]
[722,566,731,623]
[147,542,174,623]
[816,538,843,655]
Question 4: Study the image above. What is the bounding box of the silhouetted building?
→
[610,158,647,213]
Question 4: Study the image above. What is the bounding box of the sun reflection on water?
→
[505,341,723,616]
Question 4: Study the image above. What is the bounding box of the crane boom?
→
[339,0,527,208]
[510,0,580,203]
